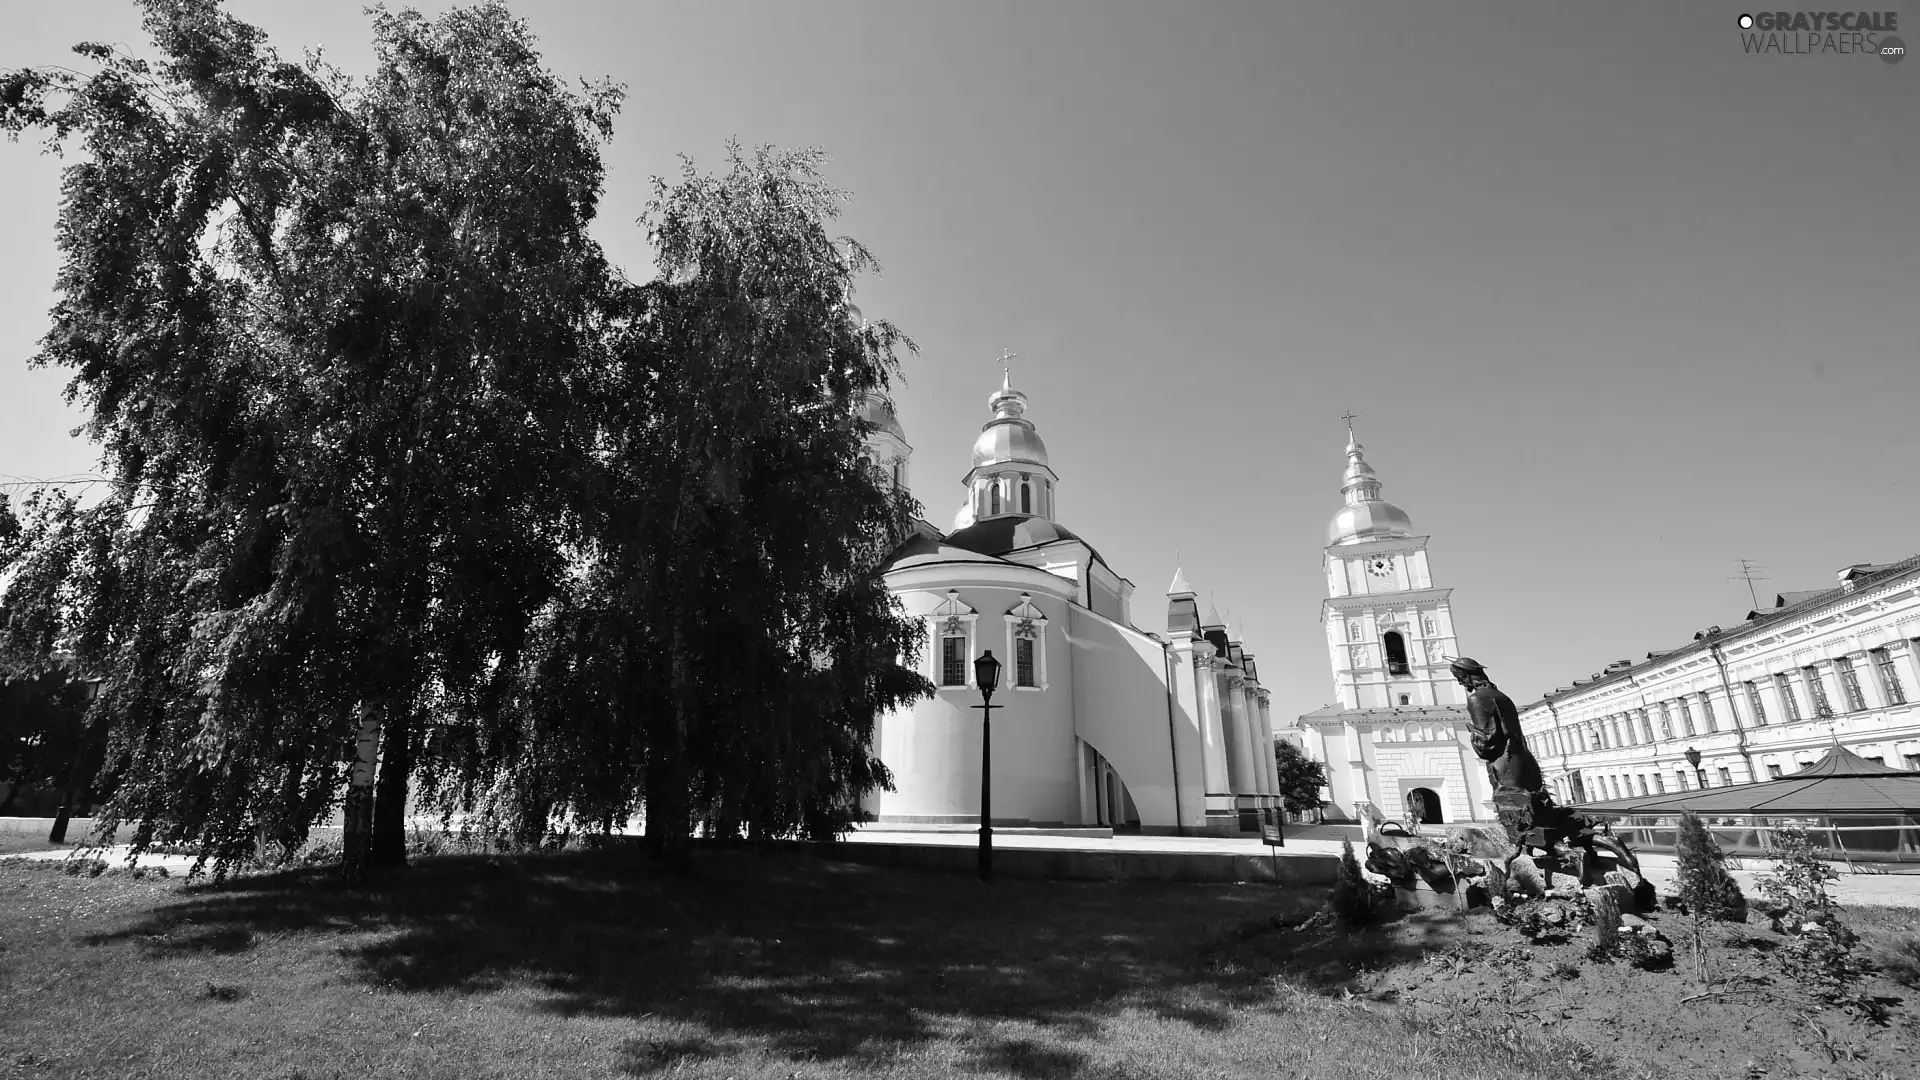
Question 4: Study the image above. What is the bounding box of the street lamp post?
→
[1684,746,1707,789]
[973,650,1002,883]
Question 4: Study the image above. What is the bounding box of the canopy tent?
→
[1571,743,1920,864]
[1571,743,1920,817]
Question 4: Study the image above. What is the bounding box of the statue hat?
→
[1446,656,1486,678]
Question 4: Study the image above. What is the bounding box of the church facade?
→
[858,375,1284,834]
[1293,428,1497,826]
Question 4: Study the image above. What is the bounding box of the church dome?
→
[970,373,1049,469]
[1326,432,1414,546]
[1327,499,1415,546]
[945,514,1103,564]
[858,391,905,441]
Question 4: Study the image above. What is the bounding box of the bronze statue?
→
[1453,657,1544,793]
[1449,657,1639,884]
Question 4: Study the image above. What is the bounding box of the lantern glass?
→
[1684,747,1702,767]
[974,650,1001,693]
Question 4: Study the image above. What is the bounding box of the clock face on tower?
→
[1364,555,1395,579]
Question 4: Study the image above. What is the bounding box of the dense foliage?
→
[1673,810,1748,922]
[0,0,930,877]
[1272,738,1328,816]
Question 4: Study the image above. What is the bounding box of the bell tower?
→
[1320,417,1463,711]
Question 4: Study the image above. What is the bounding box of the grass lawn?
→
[0,833,68,857]
[0,846,1910,1080]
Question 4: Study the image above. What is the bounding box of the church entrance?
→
[1405,786,1444,824]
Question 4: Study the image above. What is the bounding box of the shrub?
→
[1330,840,1375,926]
[1874,935,1920,989]
[1585,886,1622,961]
[1674,811,1747,921]
[1757,827,1882,1021]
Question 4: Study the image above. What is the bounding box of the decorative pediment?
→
[1006,593,1046,639]
[928,589,977,637]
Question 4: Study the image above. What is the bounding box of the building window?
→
[1905,752,1920,771]
[1382,631,1410,676]
[892,461,902,488]
[1775,672,1802,721]
[1675,770,1690,791]
[1656,703,1673,740]
[1652,773,1666,794]
[1020,477,1032,515]
[1015,636,1036,687]
[1745,681,1767,726]
[1803,666,1834,718]
[1635,774,1648,796]
[941,634,968,686]
[1717,766,1733,787]
[1834,656,1867,712]
[1398,694,1410,705]
[1698,693,1716,733]
[990,485,1001,516]
[1638,710,1655,744]
[1767,762,1784,779]
[1676,698,1696,737]
[1872,648,1906,705]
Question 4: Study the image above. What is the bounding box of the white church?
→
[1292,425,1497,827]
[857,373,1286,835]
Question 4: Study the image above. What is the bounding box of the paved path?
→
[0,844,204,875]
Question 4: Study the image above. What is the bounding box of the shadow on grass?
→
[83,846,1435,1071]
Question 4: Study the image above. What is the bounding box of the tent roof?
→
[1573,742,1920,817]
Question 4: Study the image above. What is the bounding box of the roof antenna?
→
[1729,558,1770,611]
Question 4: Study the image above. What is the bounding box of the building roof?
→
[944,514,1104,565]
[1532,552,1920,708]
[879,532,1019,573]
[1327,430,1414,547]
[1572,743,1920,816]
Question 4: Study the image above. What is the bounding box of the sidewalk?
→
[1,844,204,875]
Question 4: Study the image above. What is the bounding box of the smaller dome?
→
[858,392,905,441]
[970,370,1049,469]
[971,423,1049,469]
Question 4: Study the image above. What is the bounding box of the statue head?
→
[1448,656,1490,689]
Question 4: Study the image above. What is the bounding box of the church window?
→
[1698,693,1717,733]
[892,461,902,488]
[1005,595,1047,691]
[1676,698,1696,737]
[1382,631,1410,677]
[1020,476,1032,514]
[1423,615,1436,637]
[1774,672,1802,720]
[1872,648,1905,705]
[1835,656,1866,712]
[1803,666,1834,718]
[1015,637,1036,687]
[941,634,967,686]
[1745,681,1767,725]
[1348,621,1361,642]
[1397,694,1410,706]
[990,484,1001,516]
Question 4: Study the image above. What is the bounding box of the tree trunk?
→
[645,626,695,869]
[341,703,383,885]
[47,714,105,845]
[371,707,414,867]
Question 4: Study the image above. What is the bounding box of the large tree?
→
[3,0,619,879]
[1273,738,1329,816]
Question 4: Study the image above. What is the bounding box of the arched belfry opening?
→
[1382,630,1410,676]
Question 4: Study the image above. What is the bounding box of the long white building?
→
[1517,555,1920,805]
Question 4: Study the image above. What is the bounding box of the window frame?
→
[1872,648,1906,705]
[1775,671,1802,721]
[1745,680,1767,726]
[926,590,979,691]
[1002,593,1049,692]
[1834,655,1867,712]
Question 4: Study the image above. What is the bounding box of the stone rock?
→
[1604,869,1658,914]
[1446,826,1517,860]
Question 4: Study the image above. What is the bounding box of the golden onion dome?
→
[970,370,1049,469]
[1327,435,1414,546]
[857,390,905,441]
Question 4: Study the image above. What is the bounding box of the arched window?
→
[990,485,1001,516]
[1020,479,1031,514]
[892,461,902,488]
[1382,631,1410,676]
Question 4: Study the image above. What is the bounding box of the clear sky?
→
[3,1,1916,722]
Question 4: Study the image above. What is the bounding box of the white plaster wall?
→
[1068,606,1203,829]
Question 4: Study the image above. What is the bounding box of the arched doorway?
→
[1405,786,1444,824]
